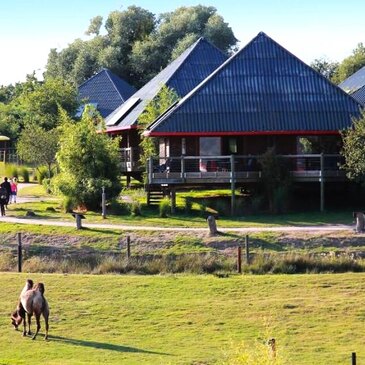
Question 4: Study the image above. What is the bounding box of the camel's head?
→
[11,310,22,330]
[26,279,34,290]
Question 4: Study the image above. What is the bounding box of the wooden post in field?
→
[352,352,356,365]
[245,235,250,264]
[320,153,325,212]
[126,236,131,259]
[230,155,236,216]
[17,233,22,273]
[171,188,176,215]
[102,186,106,219]
[237,246,242,273]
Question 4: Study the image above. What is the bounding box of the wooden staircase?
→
[146,186,169,206]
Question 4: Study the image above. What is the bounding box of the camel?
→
[11,280,49,340]
[11,279,33,330]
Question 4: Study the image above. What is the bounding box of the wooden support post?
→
[320,153,325,213]
[148,157,153,184]
[230,155,236,216]
[76,214,82,229]
[102,186,106,219]
[181,156,185,180]
[237,246,242,273]
[171,188,176,215]
[17,232,22,273]
[352,352,356,365]
[126,236,131,259]
[245,235,250,264]
[126,175,131,188]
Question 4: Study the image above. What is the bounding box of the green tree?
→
[53,106,122,210]
[332,43,365,84]
[18,77,79,130]
[45,5,237,88]
[138,85,179,168]
[16,123,59,178]
[341,110,365,182]
[310,57,339,80]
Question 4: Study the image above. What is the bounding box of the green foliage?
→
[332,43,365,84]
[184,197,193,214]
[5,164,18,179]
[53,105,122,210]
[35,166,50,184]
[19,166,30,182]
[258,148,292,213]
[159,197,171,218]
[45,5,238,88]
[310,57,339,80]
[138,85,179,168]
[17,123,59,177]
[341,110,365,182]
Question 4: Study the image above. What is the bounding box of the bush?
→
[128,200,142,216]
[62,195,77,213]
[5,164,18,179]
[36,166,49,185]
[159,197,171,218]
[19,166,30,182]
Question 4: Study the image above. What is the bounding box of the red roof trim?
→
[147,130,340,137]
[106,125,137,135]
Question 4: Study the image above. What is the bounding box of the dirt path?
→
[0,214,354,233]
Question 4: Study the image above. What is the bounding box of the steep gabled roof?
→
[105,38,228,131]
[78,68,136,119]
[147,32,362,136]
[339,66,365,94]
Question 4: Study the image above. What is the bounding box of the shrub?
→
[19,166,30,182]
[6,164,18,180]
[62,195,77,213]
[128,200,142,216]
[159,197,171,218]
[36,166,49,185]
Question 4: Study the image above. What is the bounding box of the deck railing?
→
[147,154,345,184]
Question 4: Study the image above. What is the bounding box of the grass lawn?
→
[6,184,354,229]
[0,273,364,364]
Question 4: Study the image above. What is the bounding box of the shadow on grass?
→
[48,335,172,356]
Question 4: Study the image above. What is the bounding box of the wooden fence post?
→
[126,236,131,259]
[245,235,250,264]
[352,352,356,365]
[237,246,242,273]
[17,232,22,273]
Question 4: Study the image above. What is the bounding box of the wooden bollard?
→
[237,246,242,273]
[126,236,131,259]
[352,352,356,365]
[207,215,218,236]
[17,233,22,273]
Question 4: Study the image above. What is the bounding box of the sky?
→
[1,0,365,86]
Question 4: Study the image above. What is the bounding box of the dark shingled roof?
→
[147,32,361,136]
[105,37,228,131]
[78,68,136,118]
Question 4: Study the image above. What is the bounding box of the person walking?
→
[0,185,7,216]
[1,177,11,208]
[10,177,18,203]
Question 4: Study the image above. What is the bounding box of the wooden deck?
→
[147,154,346,185]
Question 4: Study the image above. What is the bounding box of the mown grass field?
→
[0,273,364,364]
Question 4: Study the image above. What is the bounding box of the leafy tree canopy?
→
[341,110,365,183]
[332,43,365,84]
[310,57,339,80]
[53,106,122,210]
[45,5,238,88]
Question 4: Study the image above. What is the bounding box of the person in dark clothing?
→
[1,177,11,208]
[0,186,7,216]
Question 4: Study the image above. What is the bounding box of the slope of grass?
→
[0,273,364,364]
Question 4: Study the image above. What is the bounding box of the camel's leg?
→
[32,313,41,340]
[22,312,27,337]
[43,310,49,340]
[27,313,32,335]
